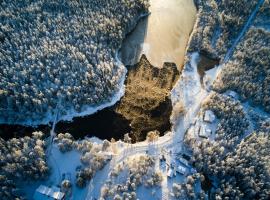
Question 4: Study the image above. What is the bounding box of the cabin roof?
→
[34,185,65,200]
[204,110,216,123]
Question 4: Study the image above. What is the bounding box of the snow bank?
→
[171,52,201,106]
[170,52,208,141]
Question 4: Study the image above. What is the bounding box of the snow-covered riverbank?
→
[170,52,207,141]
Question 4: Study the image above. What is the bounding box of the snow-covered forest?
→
[183,0,270,199]
[0,0,149,125]
[213,28,270,112]
[189,0,260,58]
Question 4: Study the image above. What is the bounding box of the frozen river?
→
[121,0,196,68]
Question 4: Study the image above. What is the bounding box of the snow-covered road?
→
[86,162,111,200]
[223,0,265,63]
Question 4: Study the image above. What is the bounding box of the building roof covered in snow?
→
[178,157,189,167]
[199,124,212,138]
[204,110,216,123]
[33,185,65,200]
[167,168,175,178]
[176,165,187,175]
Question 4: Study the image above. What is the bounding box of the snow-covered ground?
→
[239,100,270,140]
[20,144,88,200]
[171,52,208,142]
